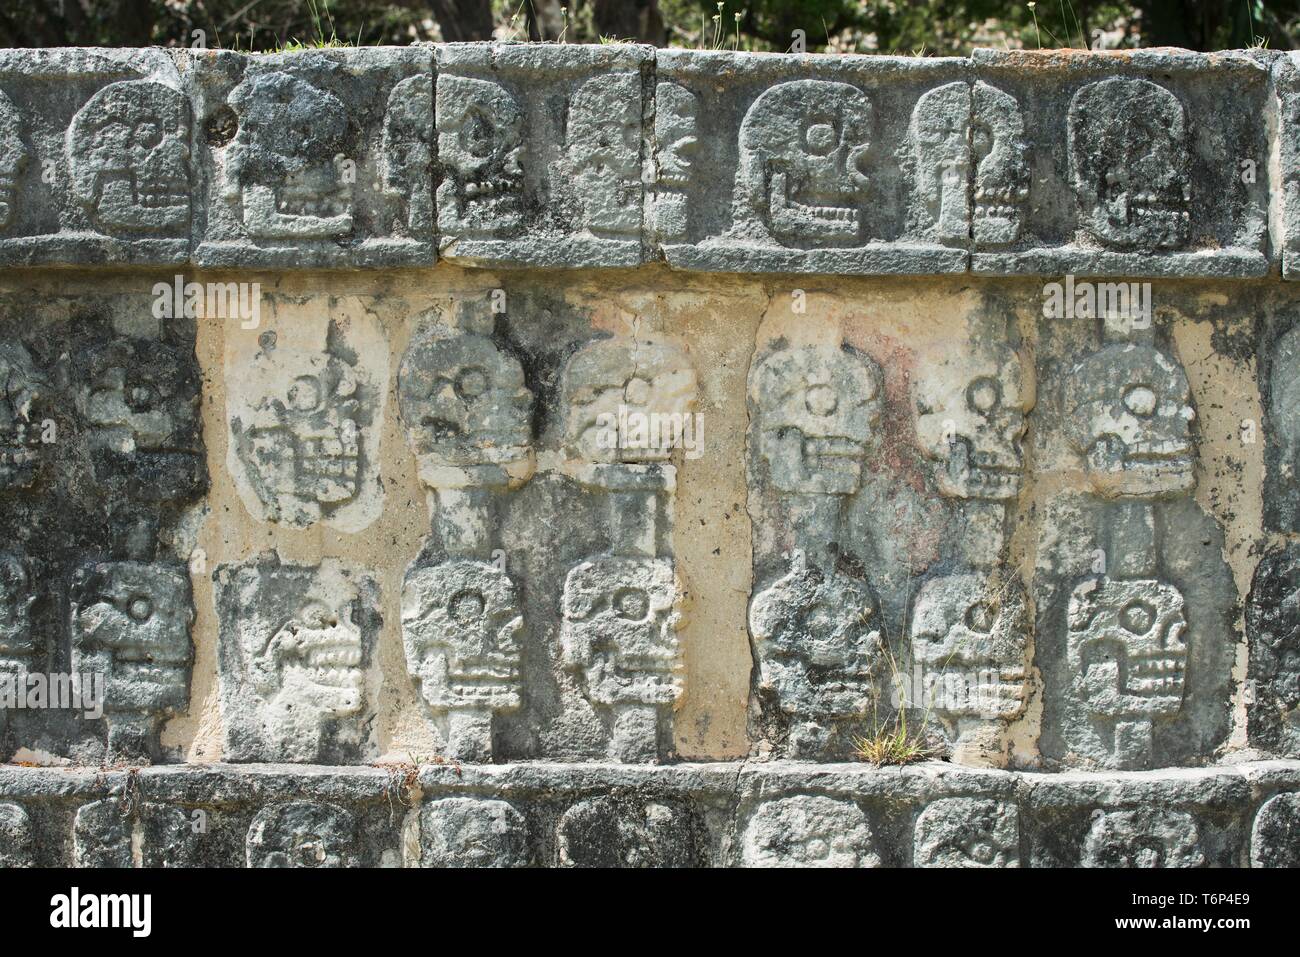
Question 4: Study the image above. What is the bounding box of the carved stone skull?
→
[421,798,529,868]
[0,343,45,491]
[735,80,872,247]
[910,81,970,245]
[252,591,364,723]
[751,343,882,495]
[561,556,684,708]
[67,80,190,236]
[402,559,523,714]
[80,336,204,502]
[652,82,699,242]
[1064,342,1196,499]
[1067,576,1188,720]
[748,552,885,722]
[224,72,353,239]
[562,337,696,464]
[913,798,1020,868]
[972,82,1029,245]
[1069,78,1191,250]
[908,573,1030,721]
[398,327,532,483]
[0,88,27,230]
[741,796,880,868]
[233,351,361,525]
[381,74,434,235]
[567,73,642,238]
[435,76,524,238]
[915,340,1030,500]
[246,801,360,868]
[70,561,194,717]
[1081,808,1204,868]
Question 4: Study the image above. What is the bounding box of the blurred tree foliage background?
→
[0,0,1293,53]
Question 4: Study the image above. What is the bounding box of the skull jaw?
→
[766,428,865,495]
[94,175,189,234]
[241,183,353,240]
[767,172,863,247]
[937,440,1022,500]
[973,190,1024,244]
[575,169,641,238]
[1085,195,1190,250]
[418,654,522,714]
[1084,437,1195,499]
[1075,658,1186,719]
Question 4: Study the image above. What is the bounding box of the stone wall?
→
[0,43,1297,867]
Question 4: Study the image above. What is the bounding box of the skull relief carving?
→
[0,343,46,491]
[908,573,1031,722]
[402,559,523,715]
[1081,808,1204,868]
[67,80,190,236]
[223,72,353,239]
[652,82,700,243]
[751,343,882,495]
[436,76,524,239]
[910,81,970,245]
[741,796,880,868]
[734,80,872,247]
[748,552,885,727]
[913,798,1020,868]
[381,74,434,235]
[1069,78,1191,250]
[0,552,36,662]
[398,326,532,483]
[562,337,697,464]
[915,340,1031,500]
[972,82,1029,245]
[567,73,643,238]
[246,801,361,868]
[0,88,27,230]
[1064,342,1196,499]
[79,336,204,502]
[232,350,363,527]
[70,561,194,718]
[0,802,34,867]
[1067,576,1188,722]
[561,556,684,709]
[421,798,529,868]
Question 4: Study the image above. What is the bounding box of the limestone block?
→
[913,797,1020,867]
[739,795,880,867]
[971,50,1269,277]
[420,797,530,868]
[1250,792,1300,867]
[189,48,434,268]
[0,49,191,266]
[556,796,700,868]
[435,43,651,269]
[245,801,361,868]
[214,554,380,764]
[73,799,134,868]
[654,50,970,274]
[1080,808,1206,868]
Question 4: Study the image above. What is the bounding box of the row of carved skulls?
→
[0,69,1190,250]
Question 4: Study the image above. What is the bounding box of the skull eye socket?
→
[125,381,158,413]
[449,589,486,623]
[133,120,162,150]
[803,121,839,156]
[287,376,322,412]
[966,376,1002,415]
[1122,385,1157,417]
[1120,600,1156,635]
[462,109,495,159]
[455,367,490,400]
[965,600,996,633]
[623,376,651,406]
[127,595,153,622]
[613,587,650,621]
[804,384,839,417]
[299,601,336,629]
[972,125,993,160]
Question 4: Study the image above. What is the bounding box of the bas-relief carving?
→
[66,80,190,238]
[1063,341,1196,500]
[0,802,33,867]
[913,798,1020,868]
[381,74,434,237]
[557,797,697,868]
[909,81,970,246]
[222,72,353,240]
[73,799,133,868]
[566,73,643,239]
[215,557,377,764]
[1245,545,1300,757]
[421,797,529,868]
[0,552,36,673]
[70,561,194,762]
[732,80,873,248]
[1080,808,1204,868]
[0,343,46,491]
[740,796,880,868]
[914,338,1030,501]
[1250,792,1300,868]
[246,801,361,868]
[435,76,524,240]
[1069,78,1192,251]
[0,88,26,230]
[651,82,699,243]
[971,82,1029,246]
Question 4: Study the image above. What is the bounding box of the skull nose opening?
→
[966,376,1002,415]
[1123,384,1157,417]
[804,384,838,417]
